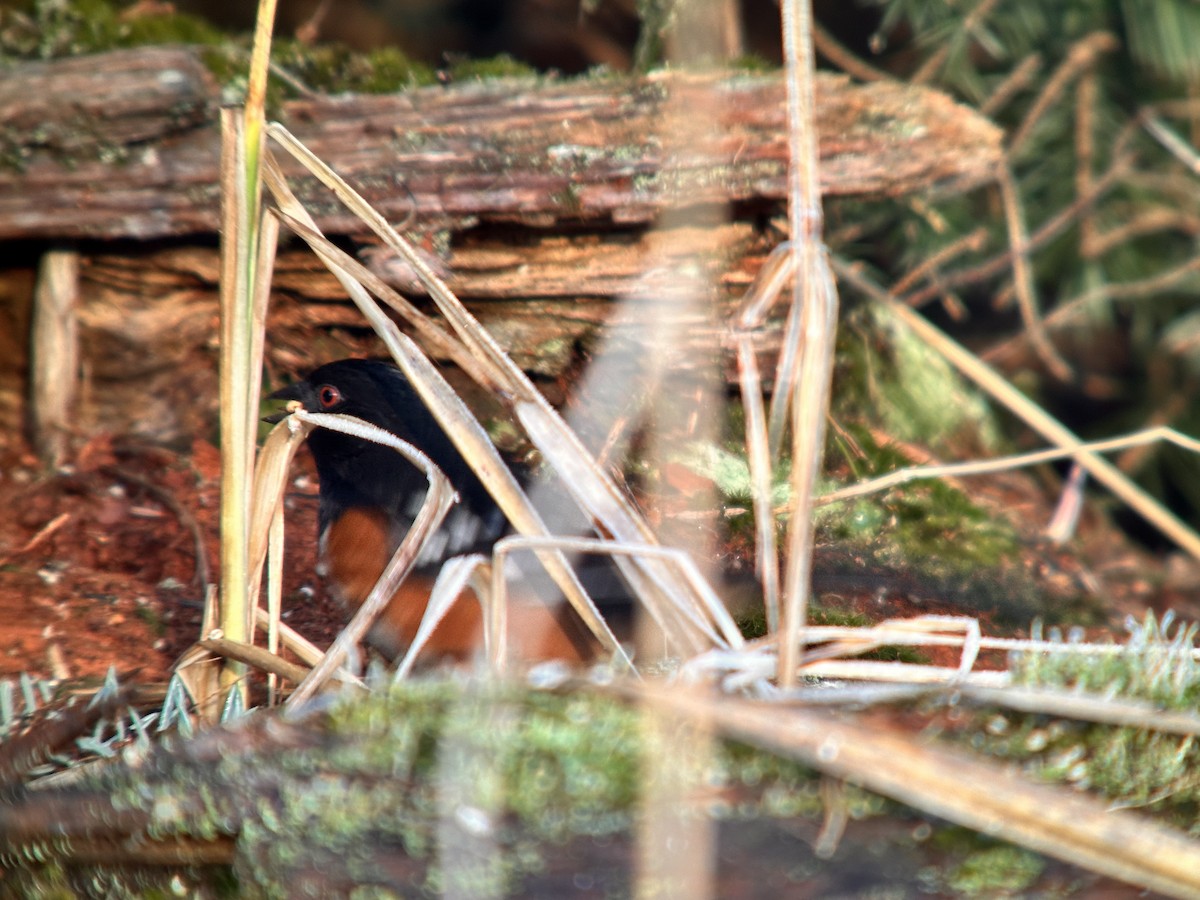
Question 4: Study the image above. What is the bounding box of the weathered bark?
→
[0,46,1003,443]
[74,227,778,442]
[0,47,1002,240]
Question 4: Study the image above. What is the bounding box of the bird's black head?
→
[269,358,422,428]
[267,358,488,525]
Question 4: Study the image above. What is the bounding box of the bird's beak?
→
[263,384,304,424]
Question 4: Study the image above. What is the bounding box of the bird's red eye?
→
[317,385,341,408]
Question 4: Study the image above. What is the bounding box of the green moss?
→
[271,41,434,94]
[0,0,437,105]
[448,53,539,82]
[669,440,792,510]
[836,303,1001,453]
[8,679,844,895]
[0,0,225,59]
[973,613,1200,826]
[728,54,774,72]
[677,393,1023,591]
[677,382,1062,630]
[1012,613,1200,708]
[816,423,1071,625]
[943,841,1045,895]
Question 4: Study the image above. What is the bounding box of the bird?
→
[267,358,605,666]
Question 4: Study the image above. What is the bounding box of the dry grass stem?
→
[686,610,1200,727]
[262,172,493,385]
[762,244,801,454]
[247,414,313,603]
[494,535,745,653]
[265,128,677,663]
[213,0,279,703]
[733,334,779,632]
[266,503,284,706]
[285,410,455,705]
[393,554,492,679]
[216,108,254,688]
[819,424,1200,505]
[245,409,312,706]
[639,686,1200,898]
[777,0,840,688]
[789,658,1010,687]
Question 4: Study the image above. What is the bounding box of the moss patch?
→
[975,613,1200,827]
[8,678,851,896]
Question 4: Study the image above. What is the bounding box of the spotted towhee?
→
[268,358,603,665]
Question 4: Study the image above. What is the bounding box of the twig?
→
[984,253,1200,363]
[901,150,1136,309]
[1075,68,1099,257]
[1007,32,1119,155]
[1087,209,1200,258]
[980,53,1042,117]
[997,162,1073,381]
[811,20,892,82]
[199,637,309,685]
[888,226,989,297]
[910,0,1003,85]
[0,512,71,568]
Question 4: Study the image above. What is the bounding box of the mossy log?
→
[0,47,1002,238]
[0,46,1002,443]
[0,680,826,897]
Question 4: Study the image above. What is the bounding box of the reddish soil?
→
[0,429,343,685]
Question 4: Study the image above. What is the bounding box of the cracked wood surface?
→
[0,47,1002,241]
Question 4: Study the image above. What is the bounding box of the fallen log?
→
[0,47,1002,239]
[0,46,1003,443]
